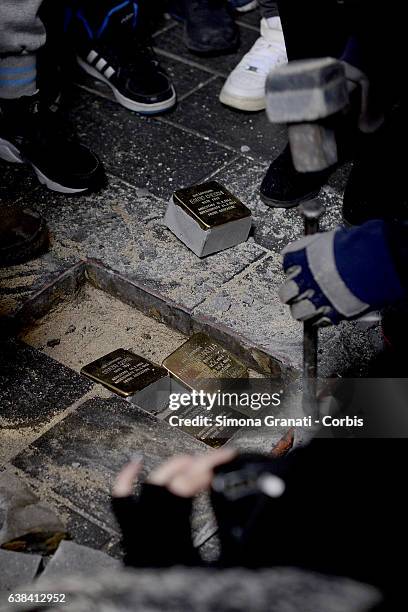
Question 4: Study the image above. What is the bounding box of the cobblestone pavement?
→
[0,7,380,565]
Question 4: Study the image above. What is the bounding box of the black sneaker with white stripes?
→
[70,1,176,114]
[0,94,105,194]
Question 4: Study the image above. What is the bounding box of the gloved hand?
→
[111,448,236,567]
[279,220,406,326]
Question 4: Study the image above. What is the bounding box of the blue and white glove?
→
[279,220,406,326]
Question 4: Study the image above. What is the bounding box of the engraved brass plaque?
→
[162,333,248,389]
[173,181,251,230]
[81,349,168,397]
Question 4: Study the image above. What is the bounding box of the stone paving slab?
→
[12,396,213,539]
[169,77,286,163]
[0,340,94,467]
[40,541,119,579]
[0,472,65,550]
[0,253,72,321]
[52,505,112,553]
[198,534,220,563]
[71,91,236,199]
[0,340,92,432]
[0,164,39,206]
[0,549,41,595]
[3,463,116,553]
[100,537,124,561]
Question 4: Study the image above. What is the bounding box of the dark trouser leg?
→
[342,1,403,109]
[0,0,45,98]
[276,0,347,60]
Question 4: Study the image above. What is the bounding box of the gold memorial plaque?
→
[173,181,251,230]
[81,349,168,397]
[162,333,248,389]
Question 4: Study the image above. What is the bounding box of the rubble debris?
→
[0,472,67,554]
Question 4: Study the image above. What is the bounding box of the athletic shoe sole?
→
[219,88,265,112]
[0,137,90,194]
[77,57,177,115]
[259,187,321,209]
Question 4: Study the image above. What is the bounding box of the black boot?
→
[181,0,239,55]
[259,145,332,209]
[0,93,105,194]
[0,208,48,267]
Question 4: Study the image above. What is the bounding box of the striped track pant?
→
[0,0,45,98]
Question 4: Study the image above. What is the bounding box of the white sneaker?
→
[219,17,287,111]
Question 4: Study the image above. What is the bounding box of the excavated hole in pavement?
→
[18,281,291,451]
[21,283,189,374]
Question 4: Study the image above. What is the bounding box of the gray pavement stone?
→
[29,176,266,310]
[0,469,113,554]
[0,340,92,430]
[48,503,112,553]
[0,549,41,594]
[194,253,301,371]
[193,254,381,375]
[198,534,220,563]
[12,396,212,537]
[0,163,39,206]
[170,77,287,162]
[71,91,236,199]
[0,472,65,551]
[40,541,119,579]
[0,252,71,320]
[101,538,125,561]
